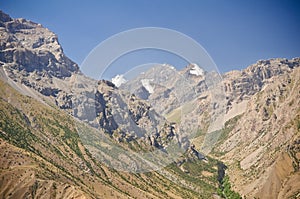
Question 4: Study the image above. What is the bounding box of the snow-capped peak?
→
[112,74,127,87]
[141,79,154,94]
[189,63,204,76]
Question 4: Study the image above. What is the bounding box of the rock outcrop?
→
[0,11,79,79]
[1,10,300,198]
[223,58,300,112]
[214,65,300,198]
[0,10,176,150]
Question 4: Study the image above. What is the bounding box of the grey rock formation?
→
[0,11,177,150]
[0,11,78,79]
[223,58,300,112]
[121,63,209,116]
[1,10,299,161]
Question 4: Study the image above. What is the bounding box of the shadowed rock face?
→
[0,11,12,23]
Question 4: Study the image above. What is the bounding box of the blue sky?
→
[1,0,300,78]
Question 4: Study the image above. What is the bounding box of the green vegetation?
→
[166,106,181,123]
[217,175,241,199]
[60,125,82,158]
[193,128,205,139]
[221,114,243,142]
[201,129,222,152]
[31,180,38,198]
[0,100,38,152]
[0,79,243,198]
[211,114,243,156]
[165,155,221,198]
[297,119,300,131]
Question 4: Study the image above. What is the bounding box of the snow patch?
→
[112,74,127,87]
[141,79,154,94]
[162,63,175,70]
[189,64,204,76]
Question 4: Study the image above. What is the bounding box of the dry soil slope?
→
[214,66,300,198]
[0,77,223,199]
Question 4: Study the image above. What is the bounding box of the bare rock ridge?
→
[1,10,300,198]
[122,58,300,121]
[214,65,300,198]
[0,11,222,199]
[0,10,177,151]
[0,78,216,198]
[0,10,79,78]
[1,9,299,140]
[0,10,80,100]
[120,63,209,115]
[223,58,300,112]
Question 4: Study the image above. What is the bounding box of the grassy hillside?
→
[0,79,224,198]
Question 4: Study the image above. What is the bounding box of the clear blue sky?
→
[1,0,300,76]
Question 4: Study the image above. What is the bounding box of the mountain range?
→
[0,10,299,199]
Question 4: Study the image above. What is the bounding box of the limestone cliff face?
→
[0,11,217,198]
[223,58,300,111]
[0,10,79,99]
[0,11,175,149]
[215,66,300,198]
[0,11,79,79]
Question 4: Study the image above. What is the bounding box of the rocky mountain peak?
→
[245,57,299,79]
[181,63,205,77]
[0,10,12,24]
[223,57,300,110]
[0,10,79,80]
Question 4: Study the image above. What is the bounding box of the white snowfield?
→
[112,74,127,87]
[141,79,154,94]
[189,63,204,76]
